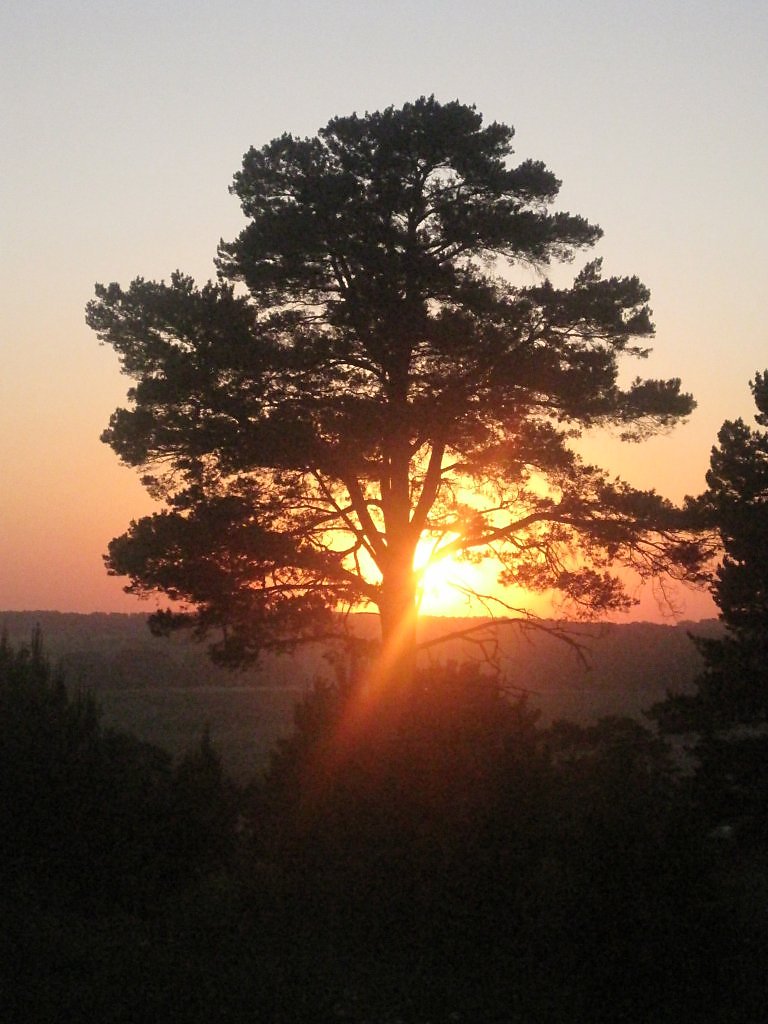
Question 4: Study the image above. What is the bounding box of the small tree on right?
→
[653,373,768,837]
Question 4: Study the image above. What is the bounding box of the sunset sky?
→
[2,0,766,620]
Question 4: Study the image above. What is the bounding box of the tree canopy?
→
[87,97,704,671]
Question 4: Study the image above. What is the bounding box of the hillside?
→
[2,611,720,778]
[2,610,721,711]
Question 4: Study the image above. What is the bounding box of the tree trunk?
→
[378,373,418,691]
[378,546,418,690]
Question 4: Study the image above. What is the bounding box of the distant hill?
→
[2,609,720,714]
[0,610,321,688]
[2,611,721,779]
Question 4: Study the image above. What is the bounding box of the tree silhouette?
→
[695,371,768,725]
[88,97,703,676]
[655,373,768,733]
[651,373,768,842]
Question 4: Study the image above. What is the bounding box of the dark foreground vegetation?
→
[2,630,766,1023]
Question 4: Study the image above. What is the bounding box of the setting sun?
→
[416,541,479,616]
[414,538,537,618]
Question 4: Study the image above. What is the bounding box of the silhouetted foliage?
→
[653,374,768,846]
[88,97,705,673]
[170,724,239,872]
[0,631,238,914]
[2,632,763,1021]
[0,631,268,1022]
[236,662,745,1022]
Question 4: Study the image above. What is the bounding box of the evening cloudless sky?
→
[1,0,766,619]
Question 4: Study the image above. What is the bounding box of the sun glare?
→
[338,532,541,618]
[415,538,490,617]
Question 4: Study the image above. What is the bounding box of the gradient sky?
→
[2,0,766,619]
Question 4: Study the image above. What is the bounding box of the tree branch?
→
[409,437,447,539]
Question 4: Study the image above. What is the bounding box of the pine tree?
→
[88,97,703,677]
[652,373,768,839]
